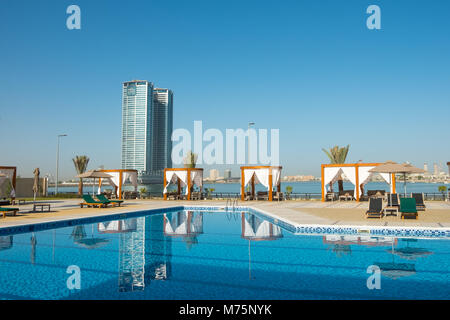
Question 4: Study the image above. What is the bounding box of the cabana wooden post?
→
[321,163,396,202]
[97,169,138,200]
[240,166,282,201]
[0,166,17,202]
[163,168,204,200]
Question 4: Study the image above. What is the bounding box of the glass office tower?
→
[151,88,173,173]
[121,80,153,173]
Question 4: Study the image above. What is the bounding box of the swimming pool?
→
[0,208,449,300]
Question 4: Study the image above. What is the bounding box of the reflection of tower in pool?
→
[163,211,203,250]
[100,215,173,292]
[144,214,172,281]
[112,218,145,292]
[0,236,13,251]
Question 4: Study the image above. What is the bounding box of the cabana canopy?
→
[321,163,396,202]
[240,166,282,201]
[98,169,138,199]
[163,168,203,200]
[0,166,17,201]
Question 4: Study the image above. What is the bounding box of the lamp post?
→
[55,134,67,195]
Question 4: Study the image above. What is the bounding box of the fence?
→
[45,191,450,201]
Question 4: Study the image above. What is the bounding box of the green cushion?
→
[0,207,19,211]
[400,198,417,213]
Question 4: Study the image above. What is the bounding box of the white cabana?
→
[321,163,396,201]
[241,213,283,241]
[240,166,282,201]
[98,169,138,199]
[0,166,16,201]
[163,168,203,200]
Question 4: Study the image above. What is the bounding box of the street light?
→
[55,134,67,195]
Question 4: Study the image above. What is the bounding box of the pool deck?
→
[1,199,450,230]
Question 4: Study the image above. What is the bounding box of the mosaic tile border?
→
[0,205,449,239]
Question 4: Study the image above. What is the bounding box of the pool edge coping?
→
[1,204,449,239]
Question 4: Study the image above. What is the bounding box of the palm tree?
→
[322,145,350,192]
[72,155,90,196]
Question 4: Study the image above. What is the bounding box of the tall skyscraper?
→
[121,80,153,173]
[423,163,428,173]
[224,169,232,180]
[151,88,173,173]
[121,80,173,181]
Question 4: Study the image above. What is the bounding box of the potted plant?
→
[438,185,448,201]
[139,187,148,199]
[183,150,198,168]
[285,186,293,200]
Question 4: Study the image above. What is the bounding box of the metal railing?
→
[45,191,450,201]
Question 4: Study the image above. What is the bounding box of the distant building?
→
[224,169,232,180]
[447,162,450,175]
[423,163,428,173]
[121,80,153,173]
[151,88,173,173]
[209,169,219,181]
[121,80,173,181]
[434,163,439,176]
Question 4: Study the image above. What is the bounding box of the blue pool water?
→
[0,209,449,300]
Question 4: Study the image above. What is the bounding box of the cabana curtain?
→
[100,171,138,196]
[163,170,203,194]
[163,171,187,194]
[323,167,342,195]
[341,167,357,195]
[243,168,282,189]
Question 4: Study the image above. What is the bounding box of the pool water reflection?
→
[0,210,448,299]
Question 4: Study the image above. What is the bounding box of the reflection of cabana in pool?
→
[323,235,398,247]
[0,166,17,203]
[241,213,283,241]
[321,163,397,202]
[98,219,137,234]
[97,169,138,199]
[240,166,282,201]
[163,168,203,200]
[163,211,203,237]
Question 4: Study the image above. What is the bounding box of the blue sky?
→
[1,0,449,179]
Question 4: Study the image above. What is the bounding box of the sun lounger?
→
[366,198,383,218]
[80,195,110,208]
[256,191,268,201]
[0,207,19,218]
[411,193,426,211]
[96,194,123,207]
[400,198,418,219]
[384,193,399,216]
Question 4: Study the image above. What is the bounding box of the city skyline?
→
[1,0,449,180]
